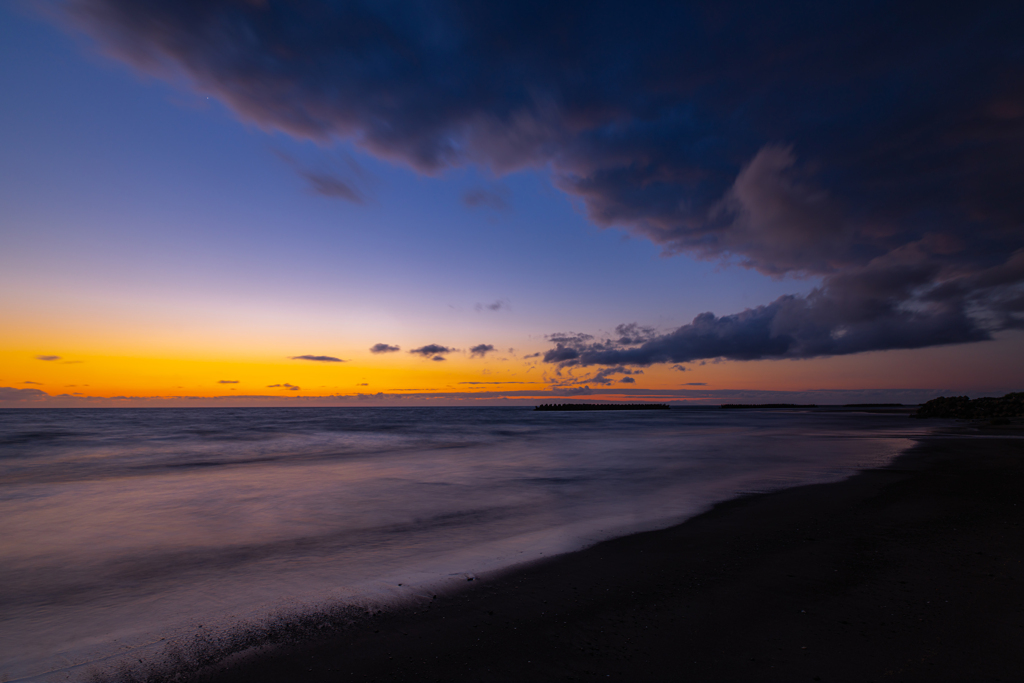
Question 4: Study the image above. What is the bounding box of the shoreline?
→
[121,425,1024,682]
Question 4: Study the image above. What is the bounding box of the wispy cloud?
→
[23,381,42,385]
[475,299,510,312]
[298,168,364,203]
[35,355,60,361]
[267,383,300,391]
[273,149,369,203]
[463,186,509,211]
[291,355,344,362]
[218,380,239,384]
[458,381,539,385]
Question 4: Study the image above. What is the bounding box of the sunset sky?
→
[2,1,1022,407]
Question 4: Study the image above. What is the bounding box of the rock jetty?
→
[913,392,1024,419]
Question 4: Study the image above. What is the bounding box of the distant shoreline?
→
[533,403,670,411]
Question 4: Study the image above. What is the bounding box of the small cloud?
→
[267,384,281,387]
[370,343,401,354]
[299,169,365,203]
[410,344,453,357]
[462,186,509,210]
[619,376,636,383]
[357,383,368,386]
[268,383,300,390]
[470,343,495,358]
[291,355,344,362]
[523,352,541,359]
[475,298,511,312]
[683,382,708,386]
[432,355,446,361]
[36,355,60,361]
[218,380,239,384]
[23,381,42,385]
[62,361,84,365]
[671,364,687,372]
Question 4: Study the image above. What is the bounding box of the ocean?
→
[0,406,933,681]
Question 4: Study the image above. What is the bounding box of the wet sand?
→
[198,427,1024,682]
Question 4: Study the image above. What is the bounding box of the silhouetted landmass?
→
[913,392,1024,419]
[720,403,816,409]
[844,403,904,407]
[534,403,670,411]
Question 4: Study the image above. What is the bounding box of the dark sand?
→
[201,428,1024,682]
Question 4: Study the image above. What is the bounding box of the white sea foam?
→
[0,407,932,681]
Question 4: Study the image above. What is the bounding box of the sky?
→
[1,0,1022,407]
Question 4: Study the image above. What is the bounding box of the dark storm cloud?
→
[369,343,401,354]
[469,344,495,357]
[543,261,992,367]
[409,344,453,357]
[35,355,60,361]
[68,1,1024,356]
[290,355,344,362]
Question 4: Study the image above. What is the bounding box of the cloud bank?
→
[65,1,1024,361]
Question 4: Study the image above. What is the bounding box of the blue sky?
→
[2,1,1022,406]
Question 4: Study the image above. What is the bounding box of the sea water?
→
[0,407,932,681]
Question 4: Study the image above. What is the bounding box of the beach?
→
[196,426,1024,683]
